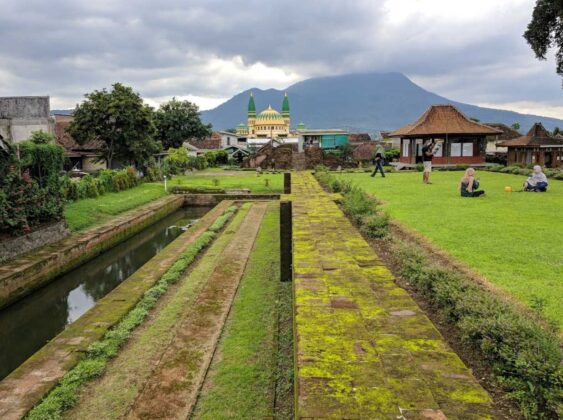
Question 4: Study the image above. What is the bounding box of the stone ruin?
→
[243,144,355,170]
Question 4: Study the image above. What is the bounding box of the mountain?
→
[50,109,73,116]
[201,72,563,134]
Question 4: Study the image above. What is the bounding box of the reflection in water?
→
[0,207,211,380]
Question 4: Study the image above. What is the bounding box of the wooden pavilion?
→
[497,122,563,168]
[390,105,502,167]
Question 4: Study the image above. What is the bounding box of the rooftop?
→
[390,104,502,137]
[497,123,563,148]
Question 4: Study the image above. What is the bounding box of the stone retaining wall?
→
[0,221,70,261]
[181,193,280,206]
[0,201,233,420]
[0,195,184,310]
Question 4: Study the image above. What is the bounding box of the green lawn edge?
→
[192,203,282,419]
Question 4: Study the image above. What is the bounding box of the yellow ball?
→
[504,186,513,192]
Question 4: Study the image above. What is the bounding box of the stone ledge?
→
[0,195,184,310]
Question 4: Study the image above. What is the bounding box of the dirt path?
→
[125,202,267,419]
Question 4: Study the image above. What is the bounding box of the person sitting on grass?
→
[523,165,548,192]
[459,168,485,197]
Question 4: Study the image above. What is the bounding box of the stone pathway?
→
[291,173,492,419]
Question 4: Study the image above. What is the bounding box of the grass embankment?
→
[64,183,167,231]
[339,171,563,325]
[193,204,294,419]
[318,170,562,418]
[26,206,238,420]
[166,172,283,193]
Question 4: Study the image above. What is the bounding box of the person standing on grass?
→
[459,168,485,197]
[370,151,385,178]
[422,140,435,184]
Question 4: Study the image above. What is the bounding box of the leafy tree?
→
[524,1,563,80]
[69,83,161,168]
[553,126,561,135]
[154,98,212,149]
[166,146,190,174]
[29,130,55,144]
[511,122,521,131]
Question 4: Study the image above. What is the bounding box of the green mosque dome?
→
[256,105,285,122]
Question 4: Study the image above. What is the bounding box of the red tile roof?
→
[186,132,222,150]
[497,123,563,148]
[349,133,372,143]
[390,105,502,137]
[54,115,104,153]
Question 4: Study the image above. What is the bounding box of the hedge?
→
[0,138,65,236]
[392,240,562,419]
[61,167,140,201]
[315,166,389,238]
[485,164,563,180]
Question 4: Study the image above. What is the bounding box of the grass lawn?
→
[338,171,563,325]
[166,170,283,193]
[193,203,283,419]
[64,183,167,232]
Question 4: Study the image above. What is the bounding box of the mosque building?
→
[236,92,290,139]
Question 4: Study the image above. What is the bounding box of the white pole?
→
[164,176,167,192]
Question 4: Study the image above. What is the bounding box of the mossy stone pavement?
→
[290,173,493,419]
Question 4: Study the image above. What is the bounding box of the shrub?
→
[341,188,377,223]
[415,163,424,172]
[360,212,389,238]
[0,138,65,236]
[314,168,388,236]
[385,148,400,161]
[393,241,563,419]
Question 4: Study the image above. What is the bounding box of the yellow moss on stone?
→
[290,172,493,418]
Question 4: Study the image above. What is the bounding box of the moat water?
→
[0,206,212,380]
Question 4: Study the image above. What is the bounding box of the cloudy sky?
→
[0,0,561,117]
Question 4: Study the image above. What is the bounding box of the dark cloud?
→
[0,0,560,115]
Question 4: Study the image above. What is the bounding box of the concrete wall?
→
[0,195,184,310]
[0,221,70,261]
[0,97,49,119]
[0,97,52,143]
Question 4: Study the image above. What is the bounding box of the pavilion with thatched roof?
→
[390,105,502,167]
[497,122,563,168]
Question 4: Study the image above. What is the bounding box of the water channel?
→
[0,206,211,380]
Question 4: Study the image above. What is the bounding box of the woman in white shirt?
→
[524,165,548,192]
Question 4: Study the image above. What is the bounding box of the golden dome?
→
[256,105,285,123]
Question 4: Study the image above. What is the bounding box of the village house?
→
[54,114,107,172]
[390,105,501,168]
[497,122,563,168]
[483,122,521,156]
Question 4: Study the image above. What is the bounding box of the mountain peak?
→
[201,73,563,133]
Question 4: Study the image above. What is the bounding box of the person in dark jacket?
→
[370,152,385,177]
